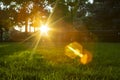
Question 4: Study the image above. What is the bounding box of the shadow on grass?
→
[0,42,28,58]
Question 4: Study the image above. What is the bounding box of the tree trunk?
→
[29,26,31,32]
[25,20,28,32]
[0,29,3,41]
[34,27,35,32]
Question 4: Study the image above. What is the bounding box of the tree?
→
[0,0,95,32]
[82,0,120,31]
[78,0,120,42]
[0,0,51,32]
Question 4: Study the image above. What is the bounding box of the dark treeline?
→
[0,0,120,42]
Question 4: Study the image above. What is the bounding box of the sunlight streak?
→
[29,32,42,59]
[46,0,59,25]
[67,46,83,57]
[20,32,38,43]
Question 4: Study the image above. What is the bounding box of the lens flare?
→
[40,25,50,34]
[65,42,83,59]
[65,42,92,64]
[80,49,92,64]
[67,46,83,57]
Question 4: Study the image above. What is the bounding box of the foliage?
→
[81,0,120,31]
[0,0,89,31]
[0,0,51,32]
[0,0,120,43]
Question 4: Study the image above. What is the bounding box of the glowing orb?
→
[80,49,92,64]
[65,42,92,64]
[40,25,50,34]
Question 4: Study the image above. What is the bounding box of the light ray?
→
[20,32,38,43]
[46,0,59,25]
[67,46,83,57]
[29,32,42,59]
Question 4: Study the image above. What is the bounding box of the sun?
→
[40,25,50,33]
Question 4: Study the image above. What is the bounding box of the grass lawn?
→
[0,42,120,80]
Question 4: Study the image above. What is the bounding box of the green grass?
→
[0,42,120,80]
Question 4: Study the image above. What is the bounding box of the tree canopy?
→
[0,0,89,31]
[0,0,120,33]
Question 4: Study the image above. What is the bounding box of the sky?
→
[89,0,94,4]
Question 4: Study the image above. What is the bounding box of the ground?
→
[0,42,120,80]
